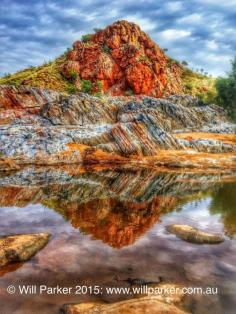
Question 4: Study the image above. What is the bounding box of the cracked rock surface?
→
[0,85,235,167]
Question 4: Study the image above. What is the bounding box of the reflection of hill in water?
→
[210,183,236,237]
[48,196,177,248]
[0,167,235,246]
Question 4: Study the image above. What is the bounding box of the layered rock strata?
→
[0,85,235,168]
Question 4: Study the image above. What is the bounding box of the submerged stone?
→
[166,224,225,244]
[0,233,50,267]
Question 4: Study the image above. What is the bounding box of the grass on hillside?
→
[0,54,72,92]
[182,67,217,103]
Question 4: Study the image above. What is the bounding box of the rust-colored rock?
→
[61,20,184,97]
[0,158,19,171]
[126,62,157,95]
[0,85,60,124]
[0,85,60,111]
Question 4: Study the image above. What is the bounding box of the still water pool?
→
[0,167,235,313]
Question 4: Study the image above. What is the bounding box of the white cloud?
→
[198,0,236,8]
[206,40,218,50]
[177,13,203,24]
[165,1,183,12]
[124,15,156,31]
[159,29,191,41]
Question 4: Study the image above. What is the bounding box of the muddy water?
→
[0,168,235,314]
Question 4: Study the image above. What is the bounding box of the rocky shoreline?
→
[0,85,235,171]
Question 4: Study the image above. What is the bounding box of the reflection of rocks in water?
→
[0,261,23,277]
[0,167,235,247]
[210,183,236,237]
[48,196,177,248]
[0,186,43,207]
[0,167,231,203]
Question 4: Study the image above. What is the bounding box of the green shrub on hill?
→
[66,85,80,94]
[93,28,102,33]
[102,45,111,54]
[69,71,78,83]
[196,90,217,105]
[81,34,93,42]
[81,79,93,93]
[182,67,217,103]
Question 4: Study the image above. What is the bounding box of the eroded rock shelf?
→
[0,85,235,171]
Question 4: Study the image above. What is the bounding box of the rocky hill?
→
[61,20,183,97]
[0,21,235,172]
[0,20,215,100]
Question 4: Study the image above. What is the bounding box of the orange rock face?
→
[0,85,60,124]
[61,20,184,97]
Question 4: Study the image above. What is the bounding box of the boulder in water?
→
[166,224,225,244]
[0,233,50,266]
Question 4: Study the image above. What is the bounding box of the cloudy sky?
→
[0,0,236,77]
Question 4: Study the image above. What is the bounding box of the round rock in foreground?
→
[166,224,225,244]
[0,233,50,267]
[62,295,189,314]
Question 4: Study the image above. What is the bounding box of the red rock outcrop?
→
[0,85,60,111]
[0,85,60,124]
[61,20,184,97]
